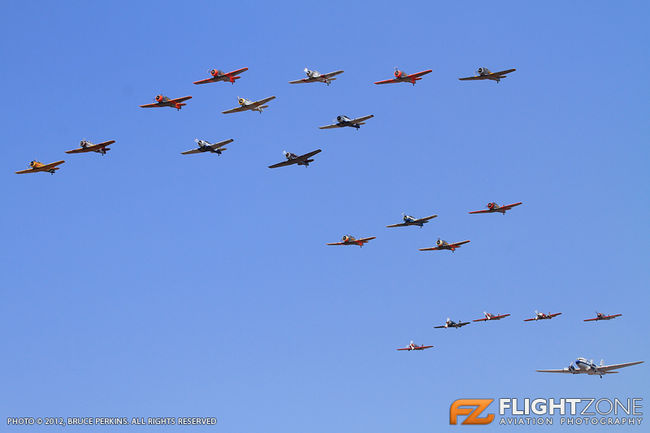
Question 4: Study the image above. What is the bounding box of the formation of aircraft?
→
[386,213,437,228]
[419,239,470,252]
[319,115,374,130]
[268,149,322,168]
[473,312,510,322]
[289,68,344,85]
[374,68,432,85]
[396,341,433,351]
[524,311,562,322]
[193,67,248,85]
[469,202,523,215]
[326,235,376,247]
[181,139,234,156]
[139,94,192,110]
[222,96,276,114]
[434,318,470,329]
[459,67,516,83]
[65,139,115,155]
[537,358,644,378]
[15,160,65,175]
[584,312,622,322]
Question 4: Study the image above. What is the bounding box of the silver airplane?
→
[222,96,276,114]
[289,68,344,86]
[537,358,644,378]
[386,213,438,228]
[268,149,322,169]
[434,318,470,329]
[459,67,516,83]
[319,114,374,130]
[181,139,234,155]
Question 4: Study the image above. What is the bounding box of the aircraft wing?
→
[536,369,571,374]
[458,75,484,81]
[433,325,446,329]
[222,105,249,114]
[419,246,442,251]
[501,202,523,210]
[468,209,492,214]
[65,140,115,154]
[374,78,400,85]
[459,322,470,327]
[357,236,376,243]
[414,215,438,224]
[549,313,563,318]
[449,240,470,248]
[495,314,511,319]
[322,70,344,79]
[296,149,322,161]
[193,77,216,85]
[326,241,345,246]
[584,317,599,322]
[40,160,65,171]
[268,159,297,169]
[418,345,433,350]
[210,139,234,150]
[225,67,248,76]
[289,77,317,84]
[350,115,374,124]
[168,96,192,104]
[523,318,537,322]
[396,347,411,351]
[319,123,341,129]
[181,148,204,155]
[249,96,276,108]
[473,318,488,322]
[140,102,164,108]
[600,361,644,372]
[15,168,38,174]
[490,68,516,77]
[407,69,433,79]
[386,222,409,228]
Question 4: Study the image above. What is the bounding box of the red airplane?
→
[396,341,433,351]
[327,235,376,247]
[473,312,510,322]
[193,67,248,85]
[140,95,192,111]
[469,202,522,215]
[524,311,562,322]
[584,312,623,322]
[374,68,433,86]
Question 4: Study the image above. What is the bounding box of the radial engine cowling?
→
[155,94,164,102]
[210,69,220,77]
[477,67,489,75]
[487,202,497,209]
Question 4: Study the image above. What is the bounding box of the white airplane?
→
[434,318,470,329]
[537,358,643,378]
[222,96,276,114]
[319,115,374,130]
[386,213,438,228]
[181,139,234,155]
[289,68,344,86]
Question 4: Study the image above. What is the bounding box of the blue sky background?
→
[1,1,648,431]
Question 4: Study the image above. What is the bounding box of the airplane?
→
[222,96,276,114]
[193,67,248,85]
[268,149,322,169]
[524,310,562,322]
[289,68,344,86]
[396,341,433,351]
[537,358,644,378]
[473,312,511,322]
[15,160,65,175]
[469,202,522,215]
[140,94,192,110]
[419,239,470,252]
[386,213,438,228]
[374,68,433,85]
[65,139,115,155]
[319,115,374,130]
[584,312,623,322]
[326,235,376,247]
[434,318,470,329]
[459,67,516,83]
[181,139,234,156]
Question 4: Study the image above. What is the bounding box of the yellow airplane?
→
[15,160,65,175]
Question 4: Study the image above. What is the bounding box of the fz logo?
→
[450,399,495,425]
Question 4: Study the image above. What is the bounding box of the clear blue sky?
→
[1,1,648,431]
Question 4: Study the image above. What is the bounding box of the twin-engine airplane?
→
[537,358,644,378]
[386,213,438,228]
[434,318,470,329]
[584,312,623,322]
[181,139,234,155]
[459,67,516,83]
[15,160,65,175]
[374,68,432,85]
[268,149,322,168]
[524,311,562,322]
[327,235,376,247]
[193,67,248,85]
[140,95,192,110]
[419,239,470,252]
[473,312,511,322]
[289,68,344,86]
[65,139,115,155]
[319,115,374,130]
[469,202,522,215]
[222,96,276,114]
[396,341,433,351]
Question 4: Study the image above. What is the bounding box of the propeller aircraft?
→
[289,68,344,86]
[434,318,470,329]
[193,67,248,85]
[469,202,522,215]
[222,96,276,114]
[473,312,510,322]
[584,312,623,322]
[537,358,644,378]
[459,67,516,83]
[419,239,470,252]
[140,94,192,110]
[319,115,374,130]
[524,311,563,322]
[374,68,432,85]
[268,149,322,169]
[386,213,437,228]
[396,341,433,351]
[181,139,234,155]
[65,139,114,155]
[327,235,376,247]
[15,160,65,175]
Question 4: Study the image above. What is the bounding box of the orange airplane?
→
[15,160,65,175]
[469,202,522,215]
[140,94,192,110]
[65,139,115,156]
[327,235,376,247]
[374,68,433,86]
[193,67,248,85]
